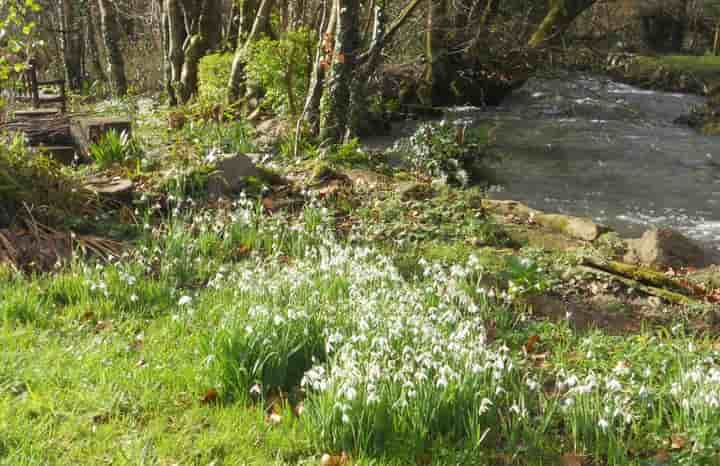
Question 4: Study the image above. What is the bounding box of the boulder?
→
[534,213,607,242]
[207,153,260,197]
[623,228,713,269]
[483,199,539,221]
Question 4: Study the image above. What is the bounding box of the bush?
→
[198,52,234,101]
[389,121,497,187]
[245,28,315,116]
[0,133,96,227]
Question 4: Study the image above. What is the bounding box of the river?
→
[449,74,720,250]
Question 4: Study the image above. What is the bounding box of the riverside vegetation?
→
[4,84,720,466]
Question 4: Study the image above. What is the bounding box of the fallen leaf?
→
[292,401,305,418]
[653,449,670,462]
[670,434,686,450]
[201,388,219,405]
[320,452,349,466]
[262,197,274,211]
[560,452,585,466]
[524,335,541,354]
[266,412,282,425]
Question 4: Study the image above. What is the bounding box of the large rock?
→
[534,213,607,242]
[85,176,134,203]
[624,228,713,269]
[207,153,260,197]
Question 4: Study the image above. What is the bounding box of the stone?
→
[85,176,134,203]
[207,153,260,197]
[255,118,289,148]
[345,169,391,189]
[483,199,539,221]
[623,228,713,269]
[534,213,607,242]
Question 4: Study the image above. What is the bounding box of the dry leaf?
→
[560,452,585,466]
[266,412,282,425]
[524,335,541,353]
[262,197,275,211]
[201,388,219,405]
[320,452,349,466]
[670,434,686,450]
[292,401,305,418]
[653,449,671,462]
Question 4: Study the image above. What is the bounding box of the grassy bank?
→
[2,97,720,465]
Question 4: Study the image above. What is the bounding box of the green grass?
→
[2,194,720,465]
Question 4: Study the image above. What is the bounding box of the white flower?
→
[130,294,139,303]
[178,295,192,306]
[598,418,609,431]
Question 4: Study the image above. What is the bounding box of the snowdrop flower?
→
[598,418,609,431]
[178,295,192,306]
[130,294,139,303]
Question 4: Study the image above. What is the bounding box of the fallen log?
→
[582,257,691,294]
[578,265,697,306]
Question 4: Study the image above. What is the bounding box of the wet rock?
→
[623,228,713,269]
[483,199,538,221]
[534,213,607,242]
[207,153,260,197]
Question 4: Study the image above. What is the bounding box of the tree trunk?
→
[319,0,360,144]
[424,0,449,105]
[347,0,385,139]
[60,0,84,90]
[177,0,222,103]
[227,0,275,104]
[86,7,107,82]
[98,0,128,96]
[300,0,337,136]
[165,0,186,105]
[528,0,598,48]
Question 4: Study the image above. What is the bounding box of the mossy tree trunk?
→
[227,0,275,104]
[424,0,450,105]
[177,0,222,103]
[319,0,360,144]
[85,5,106,83]
[97,0,128,96]
[528,0,598,48]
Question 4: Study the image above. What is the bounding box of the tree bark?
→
[165,0,186,105]
[98,0,128,96]
[227,0,275,104]
[319,0,360,144]
[528,0,598,48]
[86,7,107,82]
[60,0,84,90]
[177,0,222,103]
[424,0,449,105]
[299,0,336,137]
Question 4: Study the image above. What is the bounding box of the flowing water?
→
[476,74,720,249]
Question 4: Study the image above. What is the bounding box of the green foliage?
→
[181,120,256,156]
[245,28,315,116]
[0,0,41,87]
[0,133,95,227]
[198,52,234,101]
[389,121,497,186]
[89,129,142,168]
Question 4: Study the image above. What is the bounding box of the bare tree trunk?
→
[98,0,128,96]
[165,0,186,105]
[319,0,360,144]
[177,0,222,103]
[299,0,336,137]
[227,0,275,104]
[347,0,385,139]
[60,0,84,90]
[86,7,107,82]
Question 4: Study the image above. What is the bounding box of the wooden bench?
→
[15,60,67,114]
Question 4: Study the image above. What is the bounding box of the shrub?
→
[245,28,315,116]
[198,52,234,102]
